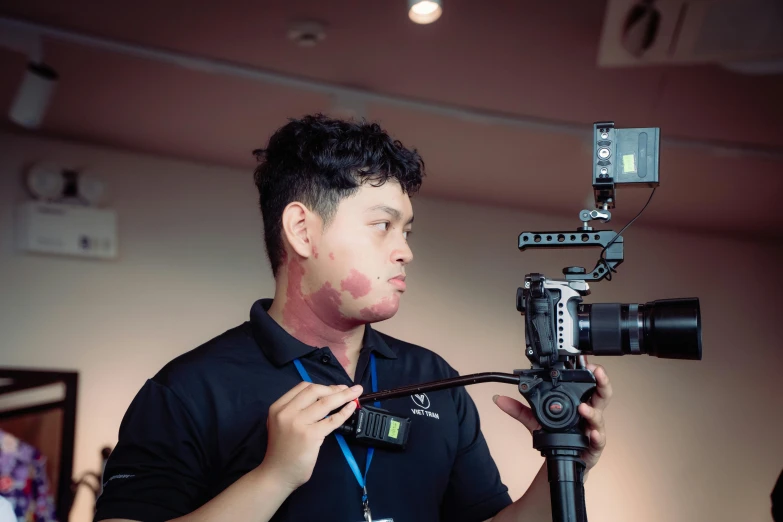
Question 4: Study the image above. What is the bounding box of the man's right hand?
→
[100,383,362,522]
[261,381,363,490]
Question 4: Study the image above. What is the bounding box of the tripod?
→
[516,367,597,522]
[358,365,598,522]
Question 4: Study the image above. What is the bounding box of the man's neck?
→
[267,287,365,380]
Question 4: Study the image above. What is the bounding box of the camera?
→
[516,121,701,369]
[516,274,701,369]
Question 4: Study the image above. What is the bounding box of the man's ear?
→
[280,202,320,259]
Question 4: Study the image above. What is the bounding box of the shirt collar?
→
[249,298,397,367]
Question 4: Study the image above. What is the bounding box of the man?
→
[95,114,611,522]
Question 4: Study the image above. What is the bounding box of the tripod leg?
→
[545,449,587,522]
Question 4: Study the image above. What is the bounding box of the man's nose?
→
[393,239,413,265]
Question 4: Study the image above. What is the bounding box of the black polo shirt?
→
[95,299,512,522]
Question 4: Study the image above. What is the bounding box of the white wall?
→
[1,131,781,522]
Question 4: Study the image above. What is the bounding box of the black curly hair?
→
[253,114,425,277]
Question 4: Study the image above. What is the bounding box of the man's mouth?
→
[389,275,407,291]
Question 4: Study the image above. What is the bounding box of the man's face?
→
[296,179,414,328]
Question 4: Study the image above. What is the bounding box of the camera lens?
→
[577,298,701,360]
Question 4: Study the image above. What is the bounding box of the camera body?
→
[516,274,587,368]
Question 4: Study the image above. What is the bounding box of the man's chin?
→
[358,295,400,323]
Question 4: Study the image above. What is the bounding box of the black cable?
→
[597,187,656,280]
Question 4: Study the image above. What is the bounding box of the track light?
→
[9,61,58,129]
[408,0,442,24]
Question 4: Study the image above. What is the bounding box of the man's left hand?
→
[493,357,613,472]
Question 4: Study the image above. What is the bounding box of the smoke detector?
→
[287,20,326,47]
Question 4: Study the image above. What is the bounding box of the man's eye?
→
[403,230,412,239]
[374,222,390,231]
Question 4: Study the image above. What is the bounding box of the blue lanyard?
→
[292,353,380,504]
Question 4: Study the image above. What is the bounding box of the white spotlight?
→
[408,0,443,24]
[9,62,58,129]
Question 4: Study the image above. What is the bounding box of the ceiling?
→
[1,0,782,239]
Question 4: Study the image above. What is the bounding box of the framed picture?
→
[0,368,78,522]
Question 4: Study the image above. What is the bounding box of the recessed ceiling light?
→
[408,0,443,24]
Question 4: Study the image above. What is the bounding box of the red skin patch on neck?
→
[312,245,319,259]
[281,256,361,368]
[340,269,372,298]
[329,252,335,261]
[308,282,344,325]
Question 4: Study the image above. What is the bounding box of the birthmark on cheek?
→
[340,269,372,299]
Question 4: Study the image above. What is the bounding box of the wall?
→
[1,131,781,522]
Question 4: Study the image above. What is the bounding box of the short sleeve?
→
[440,383,513,521]
[94,379,210,522]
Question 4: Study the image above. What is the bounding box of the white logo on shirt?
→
[410,393,439,419]
[411,393,430,409]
